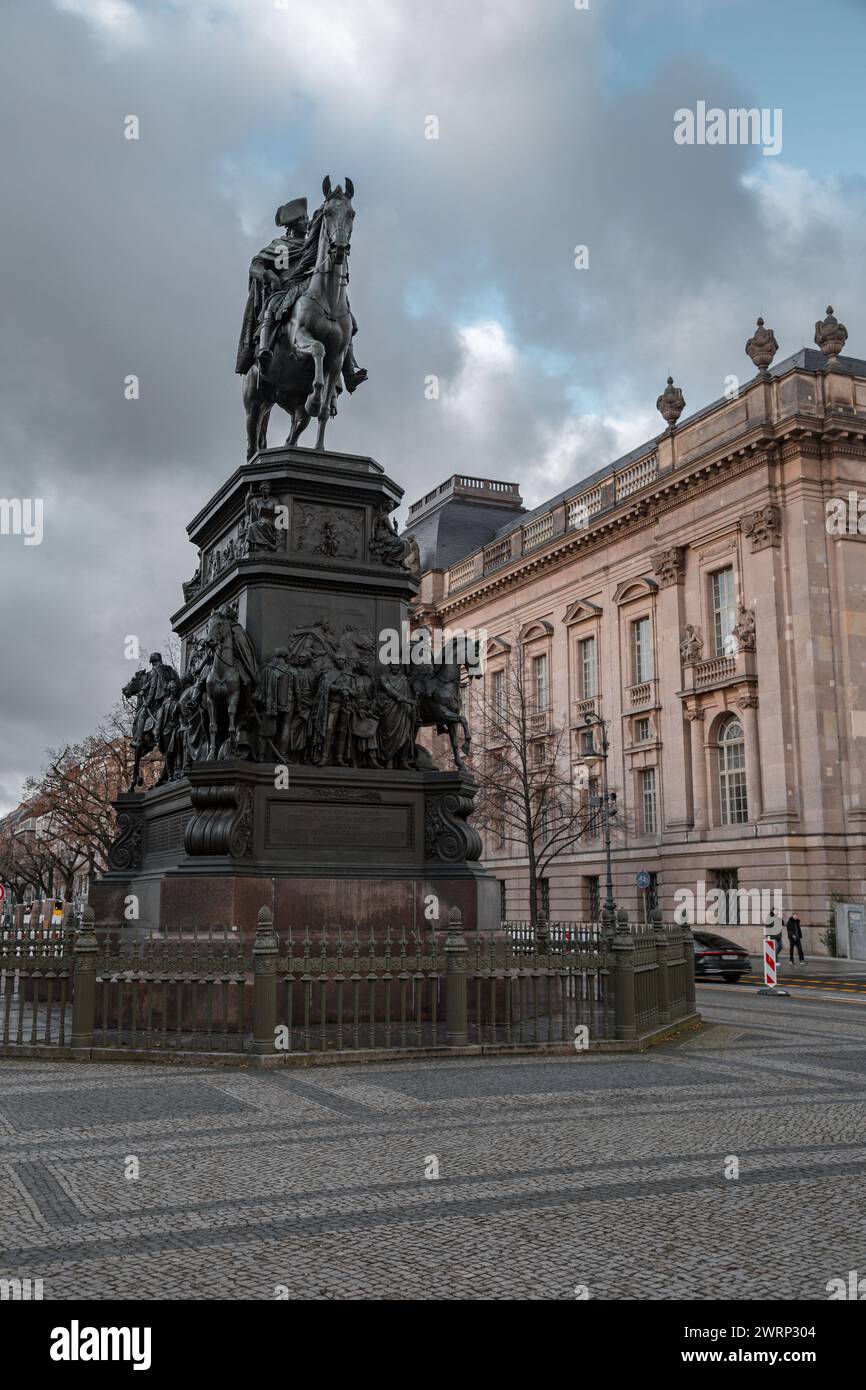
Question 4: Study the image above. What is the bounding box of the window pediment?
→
[613,577,658,605]
[563,598,603,625]
[518,618,554,642]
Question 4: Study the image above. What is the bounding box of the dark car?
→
[692,931,751,982]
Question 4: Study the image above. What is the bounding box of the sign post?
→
[757,930,790,997]
[635,871,651,924]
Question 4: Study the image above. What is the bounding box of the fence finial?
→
[447,905,462,928]
[257,905,273,930]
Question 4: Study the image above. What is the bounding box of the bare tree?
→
[23,701,154,889]
[0,815,56,901]
[465,641,602,926]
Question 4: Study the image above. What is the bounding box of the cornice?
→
[435,413,866,619]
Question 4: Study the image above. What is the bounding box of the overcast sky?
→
[1,0,864,813]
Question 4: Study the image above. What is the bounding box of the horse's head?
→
[205,609,227,650]
[122,668,146,700]
[320,175,355,265]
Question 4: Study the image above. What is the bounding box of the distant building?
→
[408,330,866,954]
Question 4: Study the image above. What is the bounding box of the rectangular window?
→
[586,875,600,922]
[578,636,597,698]
[632,617,653,684]
[640,767,657,835]
[540,878,550,917]
[533,740,547,766]
[532,653,549,711]
[714,868,739,924]
[711,567,737,657]
[499,879,507,922]
[635,717,651,743]
[718,722,748,825]
[491,668,506,723]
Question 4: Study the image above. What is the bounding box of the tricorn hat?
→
[275,196,308,229]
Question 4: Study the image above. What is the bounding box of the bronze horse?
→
[203,609,258,759]
[412,661,473,770]
[242,176,356,457]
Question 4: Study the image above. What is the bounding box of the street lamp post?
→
[582,712,617,934]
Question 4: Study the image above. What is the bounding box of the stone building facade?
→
[408,322,866,955]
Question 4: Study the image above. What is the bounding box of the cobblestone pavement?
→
[1,986,865,1300]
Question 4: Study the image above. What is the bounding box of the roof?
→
[488,348,866,542]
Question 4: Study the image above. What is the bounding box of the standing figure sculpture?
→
[377,666,416,769]
[240,177,368,458]
[351,657,381,768]
[154,677,184,785]
[287,649,317,761]
[123,651,181,791]
[311,653,356,765]
[178,656,209,774]
[254,648,294,760]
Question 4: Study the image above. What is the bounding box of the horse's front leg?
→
[290,320,326,417]
[227,689,240,751]
[205,693,217,760]
[243,369,264,460]
[315,363,342,451]
[257,401,272,454]
[449,722,464,769]
[288,405,311,448]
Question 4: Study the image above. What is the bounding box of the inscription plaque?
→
[267,802,412,851]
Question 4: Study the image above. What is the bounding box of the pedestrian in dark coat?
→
[786,913,804,963]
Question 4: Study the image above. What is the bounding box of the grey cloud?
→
[0,0,861,810]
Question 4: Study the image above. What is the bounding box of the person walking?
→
[765,908,785,963]
[786,912,805,964]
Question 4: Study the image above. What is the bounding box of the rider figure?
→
[236,193,367,393]
[250,198,310,376]
[134,652,181,745]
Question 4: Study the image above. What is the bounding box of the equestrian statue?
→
[237,177,368,458]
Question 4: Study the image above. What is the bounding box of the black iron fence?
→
[0,923,73,1047]
[89,926,250,1053]
[0,908,697,1060]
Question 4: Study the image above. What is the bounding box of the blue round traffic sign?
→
[635,871,651,890]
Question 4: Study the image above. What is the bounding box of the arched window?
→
[717,716,748,824]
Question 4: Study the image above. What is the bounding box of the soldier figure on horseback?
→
[236,182,368,456]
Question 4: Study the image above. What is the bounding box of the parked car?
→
[692,931,751,982]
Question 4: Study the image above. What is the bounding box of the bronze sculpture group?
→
[123,614,474,792]
[121,175,476,794]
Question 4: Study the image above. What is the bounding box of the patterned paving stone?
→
[0,989,864,1299]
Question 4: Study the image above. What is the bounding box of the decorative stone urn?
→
[814,306,848,366]
[745,317,779,376]
[656,376,686,429]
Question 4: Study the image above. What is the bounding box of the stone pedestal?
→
[95,443,498,941]
[172,443,414,673]
[92,765,498,937]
